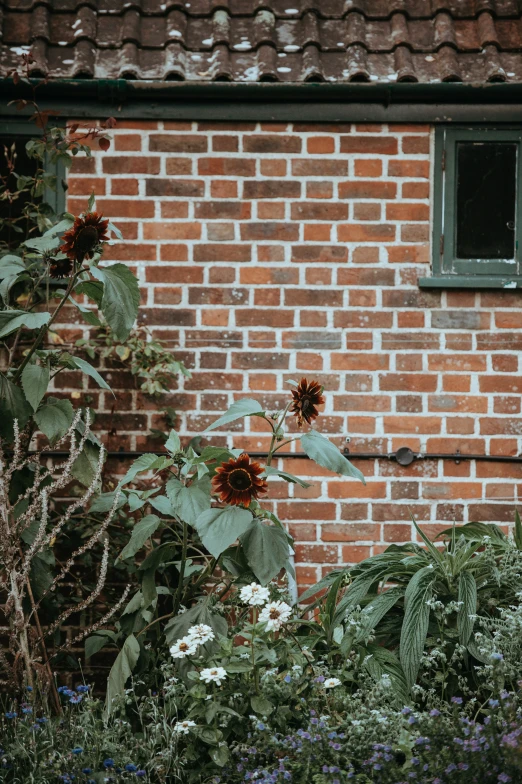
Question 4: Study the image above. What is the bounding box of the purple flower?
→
[429,709,440,717]
[284,675,291,683]
[103,759,115,768]
[136,773,146,778]
[451,696,463,705]
[4,712,16,719]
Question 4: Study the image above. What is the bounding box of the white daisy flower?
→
[240,583,270,606]
[200,666,227,685]
[173,719,196,734]
[187,624,215,644]
[324,677,342,689]
[170,636,198,659]
[258,600,292,632]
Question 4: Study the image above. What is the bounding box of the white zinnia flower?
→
[200,666,227,685]
[258,600,292,631]
[240,582,270,606]
[173,719,196,734]
[324,677,342,689]
[187,624,215,644]
[170,636,197,659]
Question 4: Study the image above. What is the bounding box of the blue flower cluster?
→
[57,684,90,704]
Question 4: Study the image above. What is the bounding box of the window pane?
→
[0,135,39,251]
[456,141,517,260]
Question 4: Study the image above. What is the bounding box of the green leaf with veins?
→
[21,362,50,412]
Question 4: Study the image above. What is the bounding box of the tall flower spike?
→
[290,378,325,427]
[212,452,268,507]
[60,212,109,263]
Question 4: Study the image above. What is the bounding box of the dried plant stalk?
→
[0,411,122,704]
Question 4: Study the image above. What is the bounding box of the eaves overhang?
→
[2,79,522,122]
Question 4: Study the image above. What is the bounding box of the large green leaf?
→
[105,634,140,715]
[206,398,264,432]
[148,494,177,516]
[458,571,477,645]
[355,586,405,642]
[300,430,366,483]
[363,644,409,704]
[0,374,32,436]
[69,356,113,392]
[85,630,117,659]
[90,491,127,514]
[240,520,290,585]
[0,310,50,339]
[0,254,25,279]
[119,515,161,560]
[91,263,140,341]
[166,475,211,524]
[437,522,507,543]
[400,565,436,688]
[118,453,160,487]
[261,465,311,488]
[164,430,181,454]
[72,440,104,486]
[195,506,253,558]
[75,279,104,307]
[21,362,50,412]
[34,397,74,443]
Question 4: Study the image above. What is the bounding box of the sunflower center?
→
[228,467,253,491]
[76,225,99,254]
[300,395,312,412]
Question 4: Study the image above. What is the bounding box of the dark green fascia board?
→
[3,78,522,121]
[419,275,522,289]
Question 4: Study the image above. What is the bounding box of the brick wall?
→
[63,120,522,589]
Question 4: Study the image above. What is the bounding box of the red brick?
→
[193,244,252,262]
[338,224,396,242]
[243,181,300,199]
[307,136,335,154]
[340,136,398,154]
[198,157,256,176]
[339,181,396,200]
[240,223,299,241]
[149,134,207,152]
[386,203,430,221]
[243,135,302,153]
[114,134,142,151]
[103,157,160,174]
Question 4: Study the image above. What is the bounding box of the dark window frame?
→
[419,125,522,290]
[0,118,66,222]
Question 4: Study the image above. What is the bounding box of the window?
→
[419,126,522,290]
[0,120,66,251]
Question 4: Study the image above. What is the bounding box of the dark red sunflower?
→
[48,256,73,279]
[212,453,268,507]
[60,212,110,263]
[290,377,325,427]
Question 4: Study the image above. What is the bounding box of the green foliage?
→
[311,517,522,701]
[301,429,366,483]
[90,263,140,342]
[93,388,365,708]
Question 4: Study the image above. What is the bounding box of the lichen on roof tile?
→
[0,0,521,82]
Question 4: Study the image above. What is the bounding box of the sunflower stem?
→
[173,520,188,616]
[12,271,80,383]
[251,606,259,694]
